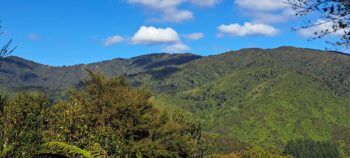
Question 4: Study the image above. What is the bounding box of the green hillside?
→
[1,46,350,155]
[128,47,350,154]
[129,47,350,95]
[155,70,350,152]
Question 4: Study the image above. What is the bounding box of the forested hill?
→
[129,46,350,95]
[127,46,350,153]
[0,53,201,92]
[1,46,350,97]
[1,46,350,154]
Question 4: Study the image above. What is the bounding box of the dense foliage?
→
[214,146,292,158]
[0,72,204,157]
[1,47,350,157]
[135,47,350,154]
[0,93,48,157]
[284,140,341,158]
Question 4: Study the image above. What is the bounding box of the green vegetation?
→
[0,53,200,94]
[0,93,48,157]
[0,72,204,157]
[283,140,341,158]
[154,70,350,153]
[214,146,292,158]
[128,47,350,155]
[1,47,350,157]
[40,142,107,158]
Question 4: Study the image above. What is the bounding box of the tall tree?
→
[44,71,204,157]
[288,0,350,47]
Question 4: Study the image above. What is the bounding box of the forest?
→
[0,70,348,158]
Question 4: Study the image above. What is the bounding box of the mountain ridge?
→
[0,52,201,92]
[2,46,350,67]
[1,46,350,96]
[1,46,350,153]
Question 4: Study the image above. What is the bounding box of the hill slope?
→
[130,47,350,95]
[0,53,201,92]
[1,46,350,154]
[128,47,350,153]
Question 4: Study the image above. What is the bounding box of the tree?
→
[288,0,350,47]
[44,71,204,158]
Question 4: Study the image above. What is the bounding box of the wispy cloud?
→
[218,22,279,37]
[162,42,190,53]
[128,0,219,23]
[235,0,294,24]
[190,0,220,7]
[183,33,204,40]
[235,0,288,11]
[104,35,124,46]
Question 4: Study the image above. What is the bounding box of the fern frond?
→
[42,142,93,158]
[0,145,14,158]
[89,143,108,158]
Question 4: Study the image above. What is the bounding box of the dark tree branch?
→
[0,22,15,57]
[0,40,16,57]
[288,0,350,48]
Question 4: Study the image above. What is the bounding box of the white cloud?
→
[132,26,180,44]
[183,32,204,40]
[105,25,193,52]
[162,43,191,53]
[218,22,279,37]
[128,0,219,22]
[104,35,124,46]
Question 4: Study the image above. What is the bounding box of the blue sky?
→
[0,0,340,66]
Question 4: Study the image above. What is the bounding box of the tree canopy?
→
[0,71,205,158]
